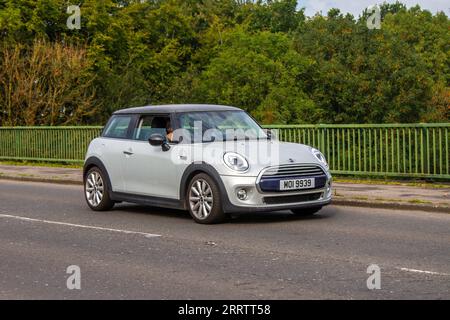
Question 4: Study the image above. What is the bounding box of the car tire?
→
[291,207,322,216]
[187,173,228,224]
[84,167,115,211]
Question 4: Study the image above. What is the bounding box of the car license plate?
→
[280,178,315,191]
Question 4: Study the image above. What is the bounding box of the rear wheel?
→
[84,167,114,211]
[291,207,322,216]
[187,173,228,224]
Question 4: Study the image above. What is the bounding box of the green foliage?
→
[185,29,318,124]
[0,0,448,125]
[294,10,438,123]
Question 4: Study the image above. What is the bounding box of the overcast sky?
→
[299,0,450,17]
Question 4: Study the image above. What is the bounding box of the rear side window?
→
[103,116,132,139]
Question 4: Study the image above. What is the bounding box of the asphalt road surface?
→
[0,180,449,300]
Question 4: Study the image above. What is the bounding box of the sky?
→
[298,0,450,17]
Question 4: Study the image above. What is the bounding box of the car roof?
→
[113,104,242,115]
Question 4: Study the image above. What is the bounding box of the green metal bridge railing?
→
[0,126,102,164]
[0,124,449,179]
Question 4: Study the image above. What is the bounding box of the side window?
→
[103,116,132,139]
[134,115,170,141]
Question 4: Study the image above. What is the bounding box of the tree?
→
[0,40,98,126]
[0,1,448,125]
[188,29,318,124]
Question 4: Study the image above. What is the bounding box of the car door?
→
[99,115,134,192]
[122,114,184,199]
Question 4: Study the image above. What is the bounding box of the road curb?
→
[1,175,449,214]
[332,198,450,214]
[0,175,82,186]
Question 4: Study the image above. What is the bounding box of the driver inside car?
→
[166,120,174,142]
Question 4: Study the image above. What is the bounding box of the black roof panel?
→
[114,104,242,115]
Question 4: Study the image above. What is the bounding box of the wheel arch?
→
[179,162,232,211]
[83,157,113,195]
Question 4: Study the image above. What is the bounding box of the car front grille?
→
[261,164,325,179]
[258,164,327,193]
[263,193,323,205]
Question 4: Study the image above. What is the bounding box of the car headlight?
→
[311,148,328,168]
[223,152,249,172]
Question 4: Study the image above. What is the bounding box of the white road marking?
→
[398,268,450,276]
[0,214,161,238]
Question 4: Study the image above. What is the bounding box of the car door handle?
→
[123,151,134,156]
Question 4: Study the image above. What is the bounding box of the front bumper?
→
[220,175,333,214]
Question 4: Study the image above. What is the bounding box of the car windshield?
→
[175,111,268,143]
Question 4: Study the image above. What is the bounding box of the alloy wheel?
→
[189,179,214,220]
[86,171,104,207]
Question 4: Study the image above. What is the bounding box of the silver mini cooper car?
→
[84,104,332,224]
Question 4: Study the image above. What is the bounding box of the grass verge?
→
[333,177,449,189]
[0,160,82,169]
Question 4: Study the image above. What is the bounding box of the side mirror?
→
[149,134,165,146]
[148,134,171,152]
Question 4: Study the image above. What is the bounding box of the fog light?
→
[237,189,248,201]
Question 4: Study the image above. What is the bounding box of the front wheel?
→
[291,207,322,216]
[84,167,114,211]
[187,173,228,224]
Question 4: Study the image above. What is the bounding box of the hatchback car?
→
[84,104,332,224]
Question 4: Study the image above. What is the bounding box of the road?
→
[0,180,449,300]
